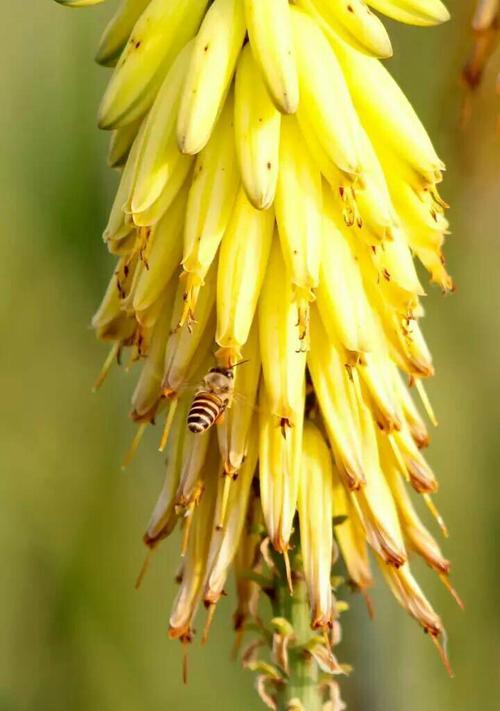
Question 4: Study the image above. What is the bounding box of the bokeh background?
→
[1,2,498,710]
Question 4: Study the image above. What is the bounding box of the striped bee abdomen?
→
[187,391,226,434]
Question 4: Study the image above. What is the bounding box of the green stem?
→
[272,566,323,711]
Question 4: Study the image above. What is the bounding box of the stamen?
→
[181,510,194,557]
[178,272,203,330]
[121,422,148,469]
[216,473,233,531]
[430,631,454,678]
[423,494,449,538]
[280,418,291,439]
[92,342,120,391]
[439,574,464,610]
[215,346,242,368]
[231,625,245,660]
[135,548,154,590]
[415,379,438,427]
[283,549,294,596]
[138,226,151,269]
[388,433,410,480]
[362,590,375,620]
[201,604,217,645]
[296,299,310,347]
[158,397,178,452]
[182,637,190,685]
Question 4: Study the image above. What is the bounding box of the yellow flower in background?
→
[56,0,459,703]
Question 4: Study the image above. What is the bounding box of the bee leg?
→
[215,411,226,426]
[215,402,228,426]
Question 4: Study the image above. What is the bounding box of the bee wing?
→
[231,391,263,416]
[178,382,201,397]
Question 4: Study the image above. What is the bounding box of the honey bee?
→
[187,363,247,434]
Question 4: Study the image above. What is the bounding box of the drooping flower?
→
[461,0,499,126]
[56,0,459,699]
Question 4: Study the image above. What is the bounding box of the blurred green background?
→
[0,2,498,710]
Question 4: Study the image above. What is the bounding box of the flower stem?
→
[272,559,323,711]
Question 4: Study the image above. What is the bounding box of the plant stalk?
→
[272,562,323,711]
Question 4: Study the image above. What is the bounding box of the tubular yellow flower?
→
[55,0,457,703]
[297,422,335,630]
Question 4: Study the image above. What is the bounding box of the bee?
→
[187,362,247,434]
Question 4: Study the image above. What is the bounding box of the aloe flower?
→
[54,0,459,707]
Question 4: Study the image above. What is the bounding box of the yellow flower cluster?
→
[56,0,458,673]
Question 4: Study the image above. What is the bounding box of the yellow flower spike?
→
[291,6,363,177]
[259,239,307,427]
[234,45,281,211]
[132,187,187,314]
[216,189,274,364]
[143,396,191,549]
[331,467,373,592]
[203,426,258,613]
[332,39,445,186]
[177,0,246,156]
[217,321,261,474]
[107,117,143,168]
[58,0,458,694]
[317,186,377,357]
[298,422,335,630]
[169,455,219,642]
[304,0,393,59]
[275,117,322,344]
[243,0,299,115]
[96,0,151,68]
[130,41,194,215]
[98,0,209,130]
[366,0,450,27]
[180,94,240,324]
[308,307,367,490]
[259,382,305,555]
